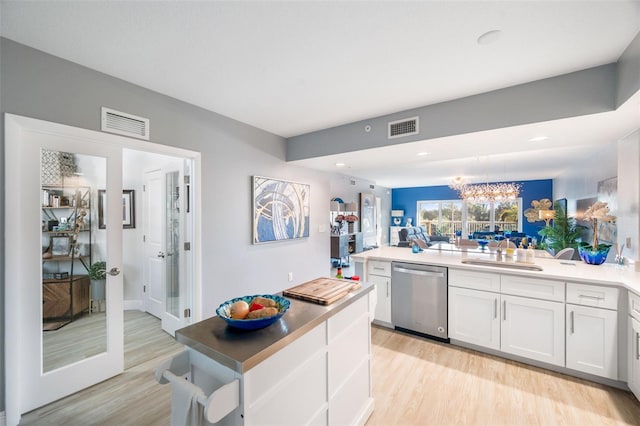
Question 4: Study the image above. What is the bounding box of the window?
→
[417,198,521,237]
[417,200,463,237]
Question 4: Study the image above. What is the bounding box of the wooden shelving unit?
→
[42,185,92,322]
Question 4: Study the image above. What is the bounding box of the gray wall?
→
[617,29,640,107]
[287,64,618,161]
[0,38,336,412]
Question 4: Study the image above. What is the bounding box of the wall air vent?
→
[101,107,150,140]
[388,116,419,139]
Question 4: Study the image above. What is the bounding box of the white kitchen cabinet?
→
[449,269,500,292]
[367,260,392,327]
[370,274,391,324]
[448,286,500,350]
[629,291,640,401]
[500,294,565,367]
[629,317,640,399]
[566,304,618,379]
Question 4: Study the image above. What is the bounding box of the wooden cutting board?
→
[283,277,361,305]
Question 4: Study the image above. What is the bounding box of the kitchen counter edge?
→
[353,246,640,296]
[175,281,374,374]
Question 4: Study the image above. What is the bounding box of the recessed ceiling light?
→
[335,162,345,167]
[477,30,502,45]
[528,136,549,142]
[417,152,431,156]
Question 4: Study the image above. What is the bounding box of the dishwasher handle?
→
[392,266,445,278]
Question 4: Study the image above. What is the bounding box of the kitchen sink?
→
[461,258,543,271]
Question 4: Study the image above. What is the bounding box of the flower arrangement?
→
[582,201,616,250]
[577,201,616,265]
[345,214,359,223]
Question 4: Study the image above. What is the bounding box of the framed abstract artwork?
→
[253,176,310,244]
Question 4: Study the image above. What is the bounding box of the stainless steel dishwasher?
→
[391,262,448,341]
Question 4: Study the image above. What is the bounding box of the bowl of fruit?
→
[216,294,290,330]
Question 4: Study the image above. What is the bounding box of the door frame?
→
[4,113,202,424]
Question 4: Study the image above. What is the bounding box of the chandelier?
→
[450,179,521,203]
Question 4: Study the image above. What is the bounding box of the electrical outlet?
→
[288,272,293,282]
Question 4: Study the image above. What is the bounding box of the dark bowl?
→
[216,294,290,330]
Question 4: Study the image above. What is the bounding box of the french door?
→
[4,114,124,425]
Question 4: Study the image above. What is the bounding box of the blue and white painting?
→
[253,176,310,244]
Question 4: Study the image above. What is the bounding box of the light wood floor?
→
[22,311,183,425]
[366,326,640,426]
[22,317,640,425]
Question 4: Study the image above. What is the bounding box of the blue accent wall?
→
[391,179,553,237]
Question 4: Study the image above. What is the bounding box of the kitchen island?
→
[171,281,375,426]
[352,246,640,401]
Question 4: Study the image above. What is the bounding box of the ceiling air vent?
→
[388,116,419,139]
[101,107,150,140]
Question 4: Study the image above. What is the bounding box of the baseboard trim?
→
[123,299,144,311]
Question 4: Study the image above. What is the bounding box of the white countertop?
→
[352,246,640,296]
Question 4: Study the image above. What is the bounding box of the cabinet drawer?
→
[567,283,619,310]
[501,275,564,302]
[630,291,640,322]
[367,260,391,277]
[449,268,500,292]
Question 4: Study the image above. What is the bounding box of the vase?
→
[348,222,355,233]
[577,243,611,265]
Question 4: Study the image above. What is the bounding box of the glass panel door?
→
[4,115,124,422]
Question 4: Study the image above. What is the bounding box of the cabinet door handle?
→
[494,298,497,319]
[570,311,575,334]
[373,267,385,271]
[578,294,604,301]
[386,281,389,297]
[637,332,640,361]
[503,300,506,321]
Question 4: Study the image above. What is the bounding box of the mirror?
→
[41,149,107,372]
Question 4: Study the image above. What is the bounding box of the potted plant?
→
[537,202,584,256]
[88,261,107,310]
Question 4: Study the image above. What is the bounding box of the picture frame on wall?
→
[597,177,617,245]
[252,176,310,244]
[98,189,136,229]
[360,192,377,247]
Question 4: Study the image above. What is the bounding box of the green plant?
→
[88,261,107,281]
[537,202,585,253]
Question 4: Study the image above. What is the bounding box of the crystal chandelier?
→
[450,179,521,203]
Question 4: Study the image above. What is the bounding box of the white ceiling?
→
[2,1,640,188]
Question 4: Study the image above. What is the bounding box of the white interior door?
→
[4,114,124,425]
[144,169,165,319]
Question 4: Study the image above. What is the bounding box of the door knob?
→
[107,267,121,276]
[157,252,165,258]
